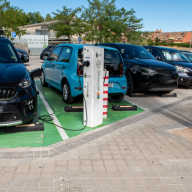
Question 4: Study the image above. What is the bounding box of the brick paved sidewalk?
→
[1,91,192,192]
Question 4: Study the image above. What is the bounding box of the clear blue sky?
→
[9,0,192,32]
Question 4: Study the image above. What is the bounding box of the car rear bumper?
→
[71,76,127,97]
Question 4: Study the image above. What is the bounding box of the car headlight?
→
[140,67,157,75]
[175,65,190,73]
[18,79,31,88]
[17,52,22,56]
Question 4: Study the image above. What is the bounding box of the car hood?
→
[166,61,192,69]
[124,59,175,69]
[16,48,27,53]
[0,63,28,82]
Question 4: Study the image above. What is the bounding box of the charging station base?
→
[112,105,137,111]
[160,93,177,97]
[5,123,44,133]
[129,93,148,97]
[65,106,83,112]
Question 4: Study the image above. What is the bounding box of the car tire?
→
[62,81,74,104]
[111,95,124,102]
[41,71,48,87]
[125,69,133,95]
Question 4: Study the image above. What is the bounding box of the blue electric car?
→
[41,44,127,104]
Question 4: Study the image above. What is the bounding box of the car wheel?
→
[125,69,133,95]
[62,81,74,104]
[41,71,48,87]
[111,95,124,102]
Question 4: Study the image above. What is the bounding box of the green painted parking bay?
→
[0,81,145,148]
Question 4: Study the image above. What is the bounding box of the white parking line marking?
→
[123,97,147,111]
[36,86,69,140]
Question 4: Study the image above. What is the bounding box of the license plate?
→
[108,83,113,88]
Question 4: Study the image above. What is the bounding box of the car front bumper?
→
[178,73,192,86]
[134,74,178,92]
[0,86,38,127]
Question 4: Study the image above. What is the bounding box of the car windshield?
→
[162,50,190,62]
[118,45,155,59]
[0,40,20,63]
[183,53,192,62]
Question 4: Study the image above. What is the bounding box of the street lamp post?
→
[190,31,192,52]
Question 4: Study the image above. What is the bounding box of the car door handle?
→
[62,67,65,69]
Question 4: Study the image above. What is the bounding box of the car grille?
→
[0,88,17,100]
[155,69,176,75]
[23,52,28,57]
[0,113,20,122]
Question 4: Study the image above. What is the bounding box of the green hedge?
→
[154,42,191,48]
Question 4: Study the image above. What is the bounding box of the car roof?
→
[98,43,141,48]
[144,46,179,51]
[57,43,118,51]
[183,52,192,55]
[0,37,9,42]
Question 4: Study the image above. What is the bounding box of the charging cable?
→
[38,77,87,131]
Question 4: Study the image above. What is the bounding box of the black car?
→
[144,46,192,87]
[16,48,29,63]
[40,45,55,60]
[97,43,178,94]
[0,36,41,127]
[181,51,192,62]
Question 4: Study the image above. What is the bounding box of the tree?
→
[81,0,143,43]
[147,38,154,46]
[26,12,44,24]
[50,6,82,43]
[45,13,53,22]
[155,37,160,43]
[0,0,27,37]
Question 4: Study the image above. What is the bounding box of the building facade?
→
[18,21,90,55]
[145,29,192,43]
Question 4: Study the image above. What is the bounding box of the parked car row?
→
[40,43,192,104]
[97,43,178,94]
[41,44,127,103]
[143,46,192,87]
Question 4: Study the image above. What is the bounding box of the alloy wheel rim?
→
[63,84,68,100]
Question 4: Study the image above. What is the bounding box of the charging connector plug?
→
[80,60,90,70]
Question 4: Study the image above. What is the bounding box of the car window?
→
[77,48,123,76]
[116,45,155,60]
[162,50,190,62]
[145,48,151,52]
[187,55,192,62]
[104,50,123,76]
[50,47,62,61]
[58,47,72,62]
[152,49,161,57]
[0,40,20,63]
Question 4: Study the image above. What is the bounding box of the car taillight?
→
[120,63,123,77]
[77,64,83,76]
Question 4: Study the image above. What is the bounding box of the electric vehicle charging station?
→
[83,46,104,128]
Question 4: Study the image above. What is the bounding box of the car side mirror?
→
[156,56,163,61]
[43,55,48,60]
[31,68,42,78]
